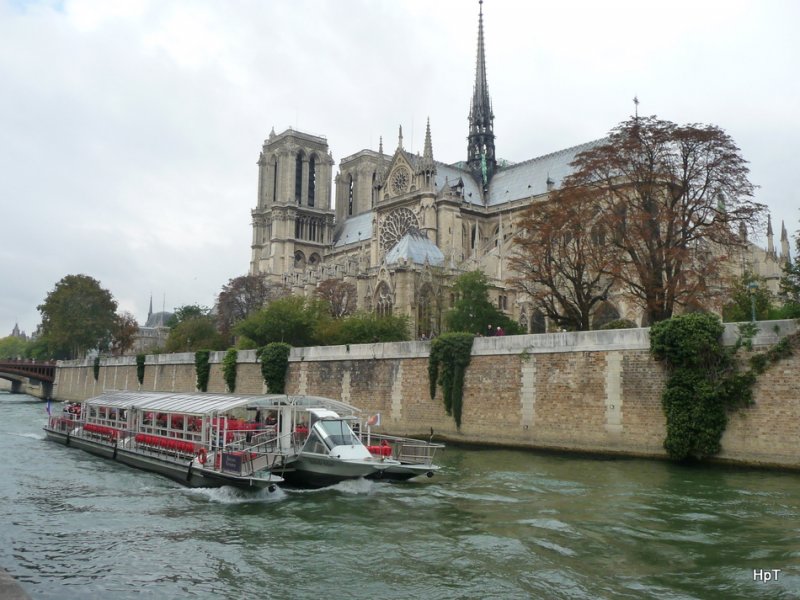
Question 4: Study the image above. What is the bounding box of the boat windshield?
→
[316,419,359,447]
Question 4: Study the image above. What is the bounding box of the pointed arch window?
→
[348,174,354,216]
[295,153,304,204]
[272,156,278,203]
[375,282,392,317]
[417,283,437,339]
[308,155,316,207]
[309,219,317,242]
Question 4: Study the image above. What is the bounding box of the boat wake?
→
[285,477,380,496]
[7,431,46,441]
[182,485,287,504]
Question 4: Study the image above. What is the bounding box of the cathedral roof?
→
[434,162,484,204]
[432,138,606,207]
[385,229,445,267]
[145,311,173,328]
[333,211,372,248]
[485,139,607,206]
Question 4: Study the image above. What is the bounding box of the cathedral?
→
[249,2,789,337]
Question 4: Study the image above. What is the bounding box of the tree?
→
[0,336,29,359]
[315,279,357,319]
[167,304,209,328]
[445,271,522,335]
[110,311,139,356]
[317,312,410,345]
[216,275,286,340]
[777,220,800,318]
[37,274,119,359]
[164,316,225,353]
[235,296,329,348]
[565,116,764,324]
[510,185,616,331]
[722,273,775,323]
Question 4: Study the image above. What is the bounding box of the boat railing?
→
[363,432,445,466]
[194,428,288,476]
[47,414,81,433]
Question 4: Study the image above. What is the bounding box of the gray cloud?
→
[2,0,798,336]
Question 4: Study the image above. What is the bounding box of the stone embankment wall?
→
[53,321,800,468]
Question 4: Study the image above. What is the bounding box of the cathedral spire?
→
[467,0,496,191]
[398,125,404,150]
[420,117,436,185]
[423,118,433,162]
[781,220,790,262]
[767,214,775,256]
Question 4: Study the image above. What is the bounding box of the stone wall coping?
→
[55,319,797,367]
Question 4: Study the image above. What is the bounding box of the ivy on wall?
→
[93,356,100,382]
[259,342,291,394]
[195,350,211,392]
[136,354,146,386]
[650,313,796,461]
[428,332,475,428]
[222,348,238,393]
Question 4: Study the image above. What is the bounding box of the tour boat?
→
[44,391,441,489]
[253,397,407,487]
[44,391,285,491]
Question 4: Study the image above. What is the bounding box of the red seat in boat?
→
[368,445,392,457]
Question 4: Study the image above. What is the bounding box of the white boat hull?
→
[278,452,396,487]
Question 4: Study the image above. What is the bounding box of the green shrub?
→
[195,350,211,392]
[222,348,238,392]
[259,342,291,394]
[650,313,795,461]
[136,353,146,386]
[428,332,474,428]
[598,319,637,330]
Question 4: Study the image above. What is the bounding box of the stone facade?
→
[248,3,790,338]
[54,320,800,469]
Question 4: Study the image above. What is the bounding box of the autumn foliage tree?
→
[315,279,357,319]
[216,275,285,341]
[510,185,617,331]
[110,311,139,356]
[563,116,764,324]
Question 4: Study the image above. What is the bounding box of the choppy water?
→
[1,392,799,599]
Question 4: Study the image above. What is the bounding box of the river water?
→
[1,392,798,599]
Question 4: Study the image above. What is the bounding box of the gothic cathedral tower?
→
[250,128,336,285]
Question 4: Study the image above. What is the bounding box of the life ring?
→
[110,430,118,442]
[197,448,207,465]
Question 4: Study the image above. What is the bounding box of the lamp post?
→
[747,281,758,322]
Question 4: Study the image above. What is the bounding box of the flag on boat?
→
[366,413,381,427]
[46,399,51,416]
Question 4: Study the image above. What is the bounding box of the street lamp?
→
[747,281,758,322]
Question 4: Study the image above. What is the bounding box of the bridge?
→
[0,360,56,399]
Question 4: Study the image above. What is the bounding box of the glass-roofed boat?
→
[44,391,286,491]
[44,391,443,489]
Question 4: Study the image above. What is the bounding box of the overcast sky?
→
[2,0,798,337]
